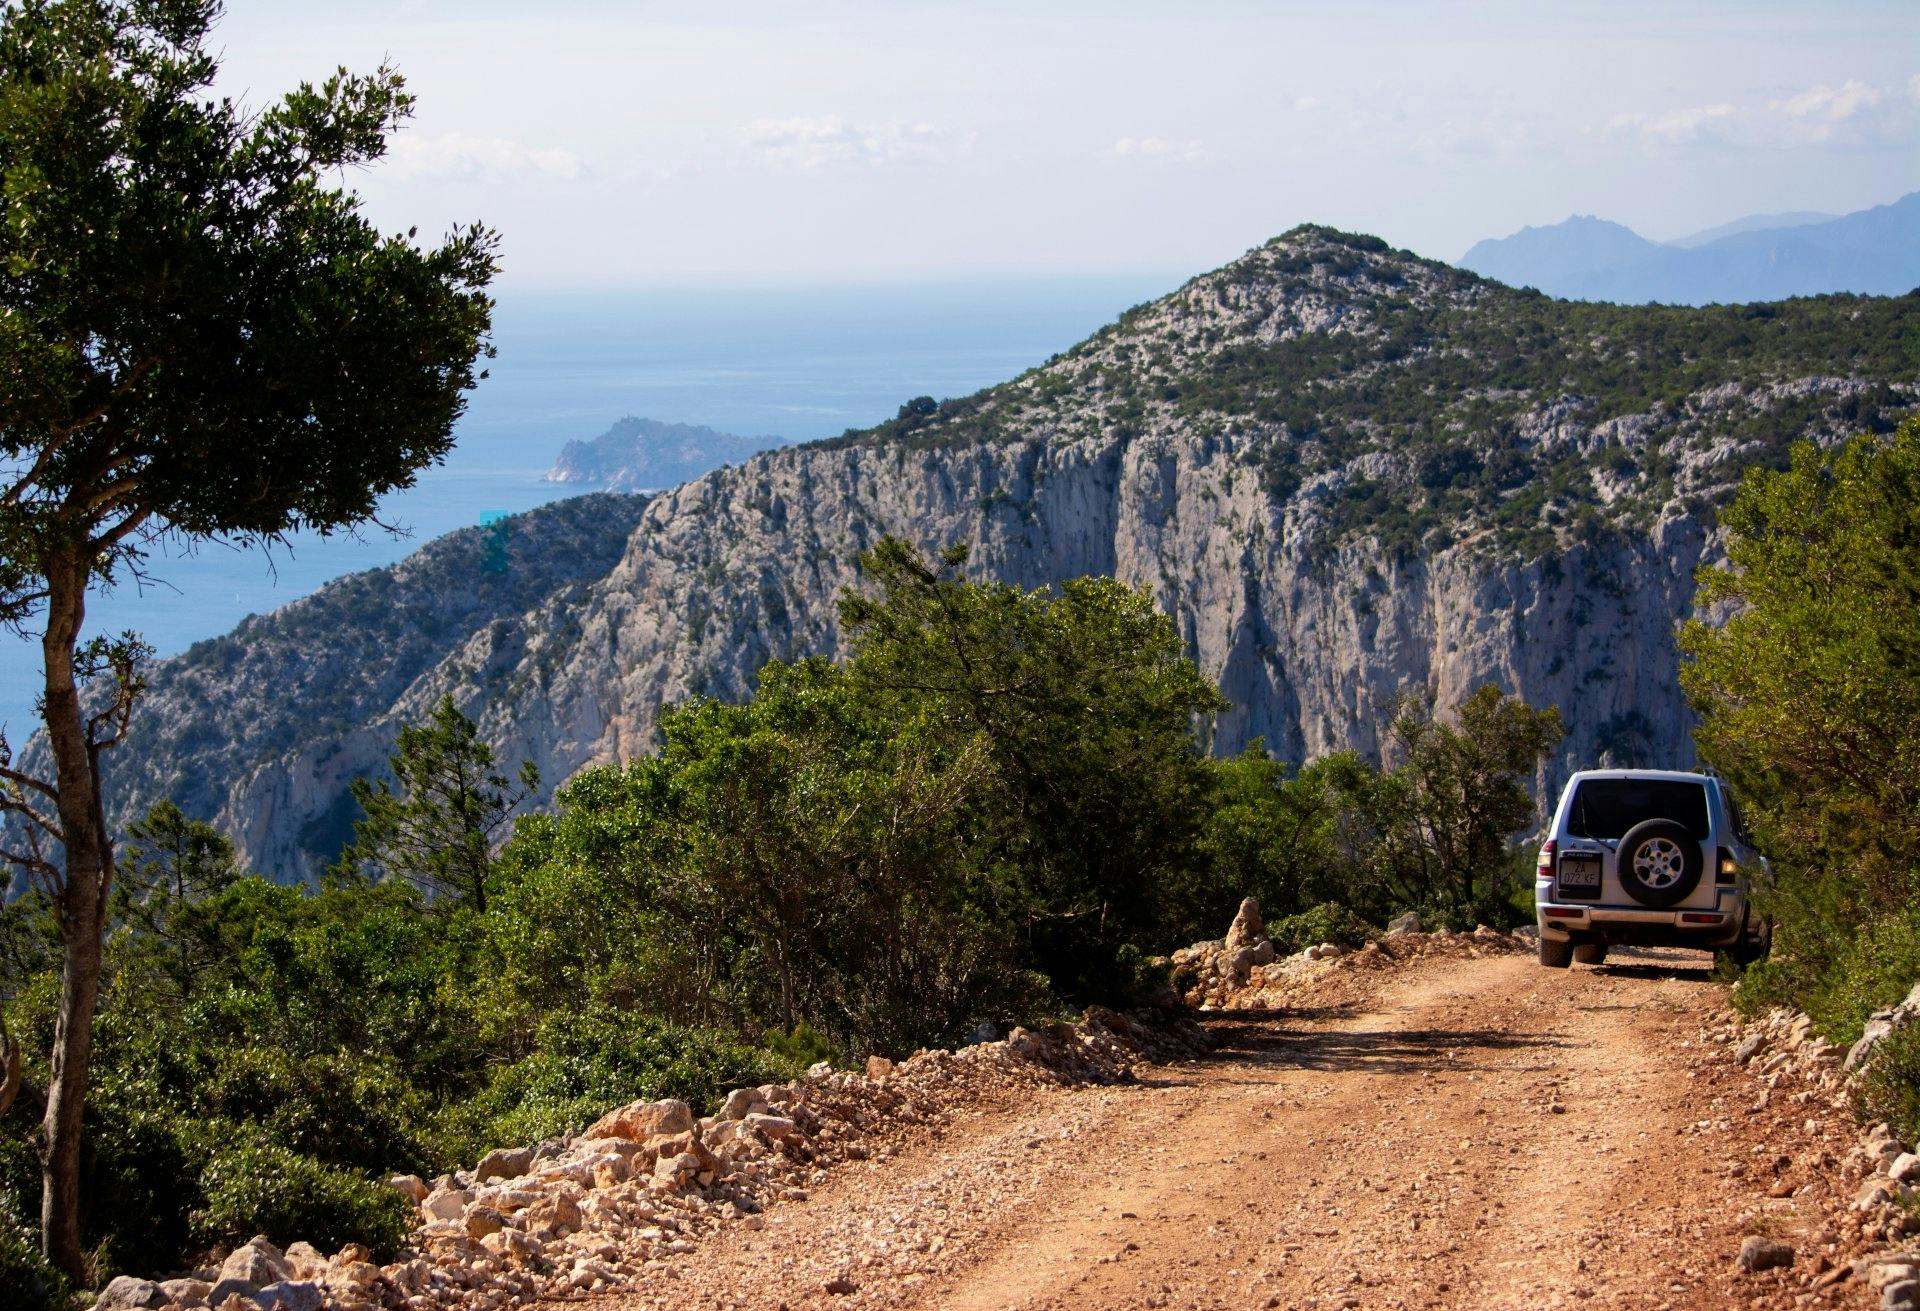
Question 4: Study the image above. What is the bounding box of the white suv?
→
[1534,769,1769,968]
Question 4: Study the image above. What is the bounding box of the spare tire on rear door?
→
[1617,818,1702,908]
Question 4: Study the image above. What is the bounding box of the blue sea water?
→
[0,276,1174,738]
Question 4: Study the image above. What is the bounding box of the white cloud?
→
[1772,79,1883,124]
[1108,135,1208,164]
[1606,102,1736,148]
[383,131,583,182]
[738,115,969,169]
[1293,96,1322,112]
[1609,78,1919,152]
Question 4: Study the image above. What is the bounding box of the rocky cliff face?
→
[42,493,651,880]
[79,228,1920,879]
[435,422,1713,819]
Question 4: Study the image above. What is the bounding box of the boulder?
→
[865,1055,894,1079]
[745,1112,801,1144]
[94,1276,170,1310]
[1737,1236,1795,1273]
[532,1159,593,1187]
[807,1059,835,1078]
[583,1098,695,1143]
[475,1146,535,1182]
[1215,947,1258,986]
[653,1151,702,1187]
[159,1278,214,1307]
[718,1087,766,1120]
[1224,897,1265,951]
[420,1186,471,1221]
[385,1173,428,1202]
[649,1130,719,1171]
[1872,1264,1920,1292]
[1846,982,1920,1074]
[1858,1178,1898,1212]
[282,1242,325,1280]
[522,1192,583,1237]
[252,1282,324,1311]
[592,1154,632,1189]
[1891,1153,1920,1186]
[1386,911,1421,937]
[322,1262,383,1296]
[219,1236,294,1289]
[464,1205,507,1240]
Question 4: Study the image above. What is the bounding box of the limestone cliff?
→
[56,493,650,879]
[81,228,1920,878]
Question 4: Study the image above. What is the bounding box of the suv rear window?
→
[1566,779,1710,841]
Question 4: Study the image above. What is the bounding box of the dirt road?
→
[603,948,1850,1311]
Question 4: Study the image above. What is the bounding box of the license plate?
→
[1558,856,1601,889]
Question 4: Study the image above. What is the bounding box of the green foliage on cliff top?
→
[813,231,1920,561]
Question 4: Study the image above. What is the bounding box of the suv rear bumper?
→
[1536,883,1748,948]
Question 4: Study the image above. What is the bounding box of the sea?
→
[0,276,1176,738]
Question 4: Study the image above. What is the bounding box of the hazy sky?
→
[210,1,1920,290]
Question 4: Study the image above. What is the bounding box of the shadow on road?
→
[1591,962,1719,984]
[1197,1008,1571,1076]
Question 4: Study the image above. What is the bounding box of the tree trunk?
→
[37,550,111,1282]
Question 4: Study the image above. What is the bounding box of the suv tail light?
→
[1716,846,1738,885]
[1537,839,1556,875]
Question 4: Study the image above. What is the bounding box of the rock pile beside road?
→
[120,1005,1205,1311]
[1708,1001,1920,1308]
[1168,898,1527,1010]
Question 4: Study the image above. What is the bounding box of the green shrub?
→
[195,1048,435,1176]
[1268,903,1375,955]
[1858,1025,1920,1147]
[462,1008,789,1149]
[192,1140,412,1259]
[84,1106,202,1276]
[1738,897,1920,1043]
[763,1022,839,1072]
[0,1188,67,1311]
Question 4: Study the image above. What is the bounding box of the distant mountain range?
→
[547,416,787,492]
[1460,192,1920,304]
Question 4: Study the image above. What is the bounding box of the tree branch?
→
[0,791,66,845]
[0,1015,21,1119]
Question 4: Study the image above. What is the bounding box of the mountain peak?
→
[1459,191,1920,303]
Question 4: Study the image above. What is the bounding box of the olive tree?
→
[0,1,495,1274]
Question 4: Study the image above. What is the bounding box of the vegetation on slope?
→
[0,541,1557,1284]
[1683,416,1920,1137]
[820,228,1920,560]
